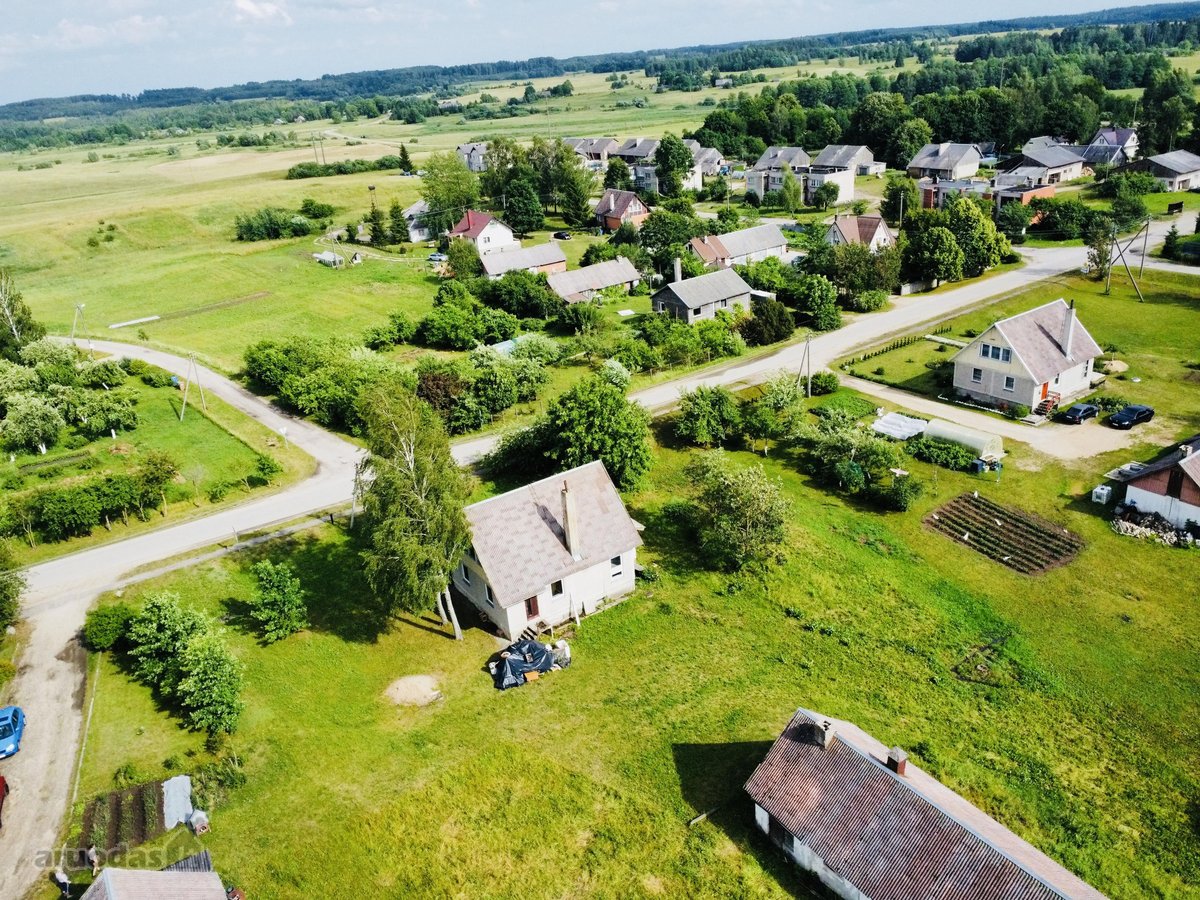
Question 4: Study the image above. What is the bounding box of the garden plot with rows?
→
[925,493,1084,574]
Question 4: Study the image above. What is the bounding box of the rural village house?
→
[906,142,982,180]
[448,210,519,256]
[610,137,659,165]
[480,242,567,279]
[811,144,883,176]
[547,257,641,303]
[1091,126,1138,160]
[1123,436,1200,529]
[998,140,1086,185]
[456,141,489,172]
[824,214,894,251]
[594,189,650,231]
[746,708,1107,900]
[563,137,618,170]
[83,851,229,900]
[688,223,788,269]
[451,461,642,640]
[746,146,811,198]
[951,299,1102,413]
[652,266,754,322]
[632,163,702,195]
[683,138,727,176]
[1127,149,1200,192]
[402,199,433,242]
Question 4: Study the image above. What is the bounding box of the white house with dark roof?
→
[999,141,1086,185]
[688,223,788,269]
[456,142,489,172]
[746,708,1107,900]
[652,267,754,322]
[907,143,982,180]
[451,461,642,639]
[563,137,618,170]
[683,139,727,176]
[746,146,810,198]
[547,257,641,303]
[825,214,894,251]
[480,242,567,279]
[1131,150,1200,192]
[1091,126,1138,160]
[952,299,1102,413]
[812,144,881,175]
[402,199,433,242]
[611,137,659,165]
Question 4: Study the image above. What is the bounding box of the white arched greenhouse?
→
[924,419,1004,459]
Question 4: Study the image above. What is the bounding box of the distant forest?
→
[3,1,1200,152]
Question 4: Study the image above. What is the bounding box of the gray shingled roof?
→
[162,851,215,874]
[1018,144,1085,169]
[812,144,871,169]
[564,137,618,157]
[594,188,645,220]
[614,137,659,160]
[753,146,810,170]
[480,242,566,277]
[80,869,227,900]
[464,461,642,608]
[690,224,786,263]
[1148,149,1200,175]
[547,257,640,301]
[746,709,1107,900]
[653,268,752,310]
[908,142,980,171]
[985,299,1102,383]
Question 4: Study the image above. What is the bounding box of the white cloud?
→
[232,0,293,25]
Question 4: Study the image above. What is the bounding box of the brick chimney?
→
[886,747,908,776]
[1060,299,1077,360]
[673,257,682,283]
[561,481,579,559]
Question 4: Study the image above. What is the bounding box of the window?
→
[467,545,477,561]
[611,555,623,578]
[524,596,539,618]
[551,580,564,597]
[484,584,495,608]
[971,367,983,383]
[1003,376,1016,392]
[1001,348,1011,363]
[1084,359,1091,375]
[461,564,471,585]
[980,343,990,357]
[989,345,1003,361]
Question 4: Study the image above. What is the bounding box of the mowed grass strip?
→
[72,436,1200,899]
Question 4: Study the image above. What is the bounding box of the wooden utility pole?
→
[178,353,209,421]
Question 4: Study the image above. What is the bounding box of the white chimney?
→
[1183,444,1195,458]
[1061,299,1077,360]
[886,747,908,776]
[673,257,682,283]
[561,481,579,559]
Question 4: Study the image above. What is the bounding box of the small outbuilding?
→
[1123,435,1200,528]
[924,418,1004,459]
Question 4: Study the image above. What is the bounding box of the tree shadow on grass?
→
[671,741,818,897]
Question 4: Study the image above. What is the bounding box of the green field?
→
[841,269,1200,434]
[65,419,1200,898]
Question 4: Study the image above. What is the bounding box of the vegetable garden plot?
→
[924,493,1084,574]
[82,780,166,855]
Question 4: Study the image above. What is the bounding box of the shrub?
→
[139,366,176,388]
[846,289,888,312]
[687,452,790,570]
[872,474,924,511]
[1003,403,1031,420]
[2,394,65,452]
[126,593,209,698]
[676,386,742,447]
[83,602,137,651]
[248,559,308,643]
[811,393,875,420]
[808,372,839,395]
[906,436,973,471]
[79,359,127,388]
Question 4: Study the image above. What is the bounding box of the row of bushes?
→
[285,154,406,180]
[673,373,841,451]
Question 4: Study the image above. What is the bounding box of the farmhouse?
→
[652,267,754,322]
[632,164,702,195]
[1091,126,1138,160]
[1130,149,1200,192]
[547,257,641,303]
[825,214,894,251]
[906,142,981,180]
[451,461,642,639]
[402,199,433,242]
[480,242,567,279]
[951,299,1102,413]
[594,189,650,231]
[448,210,519,255]
[746,708,1106,900]
[688,223,788,268]
[1123,436,1200,529]
[456,142,489,172]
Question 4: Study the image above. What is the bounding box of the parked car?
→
[1060,403,1099,424]
[0,775,8,829]
[428,252,448,262]
[1108,404,1155,429]
[0,707,24,759]
[552,231,573,240]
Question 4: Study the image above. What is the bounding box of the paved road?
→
[1,214,1187,897]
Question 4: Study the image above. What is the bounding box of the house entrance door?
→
[1041,382,1049,400]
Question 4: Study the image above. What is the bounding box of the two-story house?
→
[951,299,1102,414]
[825,214,894,252]
[456,142,489,172]
[594,189,650,231]
[451,461,643,639]
[447,210,519,255]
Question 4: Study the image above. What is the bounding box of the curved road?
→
[1,218,1186,897]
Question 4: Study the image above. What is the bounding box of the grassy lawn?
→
[840,269,1200,436]
[65,422,1200,899]
[1,379,315,566]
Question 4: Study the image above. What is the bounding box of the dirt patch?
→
[1102,359,1129,374]
[385,674,442,707]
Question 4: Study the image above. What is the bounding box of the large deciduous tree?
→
[654,132,694,198]
[544,377,651,489]
[687,451,790,571]
[503,177,545,235]
[357,379,471,634]
[604,158,633,191]
[0,270,46,363]
[420,152,480,236]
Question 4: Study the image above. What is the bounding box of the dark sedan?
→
[1108,404,1155,429]
[1059,403,1099,424]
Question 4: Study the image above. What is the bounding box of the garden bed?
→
[82,780,167,855]
[925,493,1084,574]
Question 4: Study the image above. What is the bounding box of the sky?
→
[0,0,1163,105]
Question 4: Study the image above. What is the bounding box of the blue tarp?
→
[493,640,556,690]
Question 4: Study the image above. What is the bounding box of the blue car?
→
[0,707,25,759]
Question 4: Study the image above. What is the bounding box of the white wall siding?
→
[1125,486,1200,528]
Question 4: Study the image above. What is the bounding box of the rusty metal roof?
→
[745,709,1107,900]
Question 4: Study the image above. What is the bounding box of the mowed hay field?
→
[69,435,1200,900]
